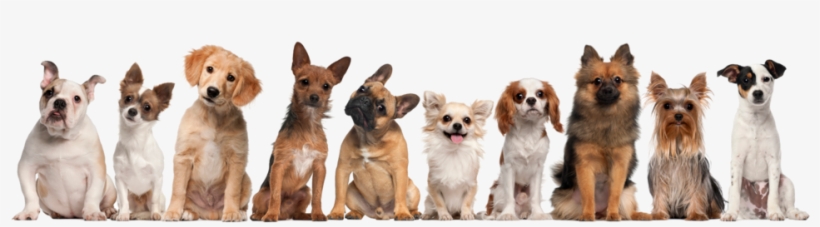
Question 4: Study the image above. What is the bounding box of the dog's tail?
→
[550,162,565,185]
[709,175,726,212]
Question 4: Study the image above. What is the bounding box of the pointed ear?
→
[292,42,311,74]
[717,64,740,83]
[542,81,563,133]
[231,60,262,106]
[611,43,634,66]
[121,62,144,91]
[394,93,419,119]
[471,99,494,126]
[647,72,668,101]
[689,72,710,102]
[581,45,602,67]
[82,75,106,102]
[423,90,446,112]
[185,45,220,86]
[40,61,59,89]
[328,56,351,84]
[153,82,175,111]
[365,64,392,84]
[764,59,786,79]
[495,83,517,135]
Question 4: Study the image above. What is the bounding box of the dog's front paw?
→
[222,210,245,222]
[685,213,708,221]
[580,212,595,221]
[652,212,669,220]
[327,211,345,220]
[721,212,737,221]
[528,212,552,220]
[151,212,162,220]
[395,212,415,221]
[412,210,422,219]
[497,213,518,221]
[102,207,117,218]
[83,211,107,221]
[261,213,279,222]
[422,213,437,220]
[114,212,130,221]
[460,212,475,220]
[162,211,181,221]
[788,210,809,220]
[768,212,785,221]
[438,212,453,221]
[605,212,621,221]
[311,212,327,221]
[13,209,39,221]
[344,211,363,220]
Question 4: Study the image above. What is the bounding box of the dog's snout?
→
[128,108,138,117]
[54,99,66,110]
[601,86,614,95]
[526,97,536,106]
[452,123,462,131]
[753,90,763,99]
[207,86,220,98]
[674,114,683,121]
[309,94,319,103]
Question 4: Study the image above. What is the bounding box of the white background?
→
[1,0,818,226]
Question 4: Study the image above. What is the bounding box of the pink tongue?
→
[450,134,463,144]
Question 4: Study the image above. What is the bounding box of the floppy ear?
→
[611,43,634,66]
[495,84,516,135]
[292,42,311,75]
[231,60,262,106]
[153,82,175,112]
[365,64,392,85]
[394,93,419,119]
[689,73,710,103]
[580,45,602,67]
[328,56,351,85]
[764,59,786,79]
[121,62,144,91]
[647,72,668,101]
[471,99,494,127]
[40,61,59,90]
[184,45,220,86]
[717,64,740,83]
[82,75,106,103]
[542,81,563,133]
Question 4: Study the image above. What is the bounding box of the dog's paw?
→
[788,210,809,220]
[180,210,196,221]
[395,212,415,221]
[222,210,245,222]
[162,211,180,221]
[102,207,117,218]
[114,212,130,221]
[497,213,518,221]
[528,212,552,220]
[580,212,595,221]
[605,212,621,221]
[311,212,327,221]
[652,212,669,220]
[461,212,475,220]
[83,211,107,221]
[261,213,279,222]
[151,212,162,221]
[327,211,345,220]
[250,212,264,221]
[768,212,785,221]
[685,213,708,221]
[632,212,652,221]
[519,211,530,219]
[344,211,363,220]
[422,213,437,220]
[412,210,422,219]
[12,209,39,221]
[721,212,737,222]
[438,213,453,221]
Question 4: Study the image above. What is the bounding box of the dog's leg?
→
[220,147,248,222]
[527,167,551,220]
[604,145,632,221]
[261,159,288,222]
[427,183,452,220]
[13,160,40,221]
[291,186,313,220]
[113,177,131,221]
[250,187,270,221]
[148,177,164,220]
[721,150,745,221]
[460,184,478,220]
[162,151,194,221]
[575,144,601,221]
[238,173,252,221]
[407,180,422,219]
[765,151,785,221]
[684,186,709,221]
[81,155,109,221]
[650,185,670,220]
[496,164,518,220]
[422,195,438,220]
[779,175,809,220]
[390,165,414,221]
[309,159,328,221]
[344,182,371,219]
[327,159,352,220]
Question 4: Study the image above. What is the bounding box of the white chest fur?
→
[197,141,222,185]
[292,145,324,177]
[426,142,481,189]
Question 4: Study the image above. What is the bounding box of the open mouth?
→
[443,131,467,144]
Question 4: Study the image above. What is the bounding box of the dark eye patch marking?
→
[735,67,757,98]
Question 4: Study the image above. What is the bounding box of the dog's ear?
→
[231,60,262,107]
[471,99,494,127]
[542,81,563,133]
[292,42,311,75]
[82,75,106,103]
[423,90,446,112]
[581,45,602,67]
[611,43,634,66]
[764,59,786,79]
[495,82,517,135]
[717,64,741,83]
[328,56,351,85]
[689,72,710,103]
[365,64,392,85]
[395,93,419,119]
[647,72,668,101]
[40,61,59,90]
[121,62,144,91]
[184,45,220,87]
[152,82,175,112]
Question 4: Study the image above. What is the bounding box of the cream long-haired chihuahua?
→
[420,91,493,221]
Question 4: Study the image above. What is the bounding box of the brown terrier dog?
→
[250,42,351,222]
[326,64,422,221]
[549,44,651,221]
[162,45,262,221]
[646,72,724,220]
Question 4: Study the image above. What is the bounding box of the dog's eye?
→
[301,79,309,85]
[443,115,451,122]
[763,77,771,82]
[614,76,622,84]
[44,89,53,98]
[125,96,133,103]
[227,74,235,82]
[463,117,471,124]
[663,103,671,110]
[74,95,81,103]
[377,104,385,112]
[686,104,693,111]
[323,83,330,90]
[594,78,602,85]
[206,66,214,73]
[536,91,543,97]
[743,78,749,83]
[358,86,368,93]
[516,93,524,100]
[144,104,151,111]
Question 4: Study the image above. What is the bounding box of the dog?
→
[161,45,262,221]
[717,60,809,221]
[326,64,422,221]
[645,72,725,220]
[250,42,351,222]
[549,43,651,221]
[420,91,493,221]
[111,63,175,221]
[478,78,563,221]
[14,61,116,221]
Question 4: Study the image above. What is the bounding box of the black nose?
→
[207,87,220,98]
[128,108,138,117]
[54,99,66,110]
[309,94,319,103]
[452,123,462,131]
[674,114,683,121]
[526,97,536,106]
[601,87,614,95]
[753,90,763,98]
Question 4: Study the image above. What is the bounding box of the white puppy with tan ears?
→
[14,61,116,221]
[420,91,493,221]
[111,63,175,221]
